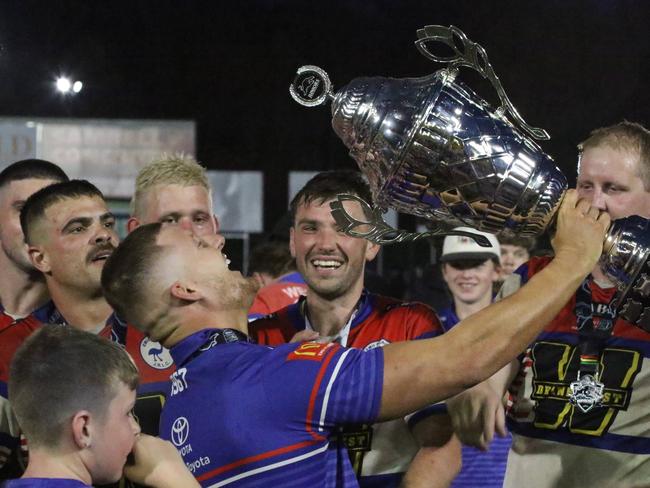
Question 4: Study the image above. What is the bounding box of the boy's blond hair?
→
[131,153,211,216]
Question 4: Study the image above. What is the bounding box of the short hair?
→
[20,179,104,245]
[578,121,650,190]
[102,223,165,328]
[9,326,138,448]
[497,231,536,253]
[249,241,296,278]
[289,170,373,223]
[0,159,68,190]
[131,153,211,217]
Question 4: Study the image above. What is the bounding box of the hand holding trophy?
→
[289,25,650,331]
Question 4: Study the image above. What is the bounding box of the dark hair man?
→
[4,326,198,488]
[250,170,459,487]
[448,121,650,487]
[0,180,174,482]
[101,188,608,488]
[0,159,68,477]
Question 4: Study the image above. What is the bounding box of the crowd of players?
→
[0,120,647,488]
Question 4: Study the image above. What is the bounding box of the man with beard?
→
[0,159,68,479]
[100,187,608,487]
[12,180,174,474]
[250,170,461,487]
[447,121,650,487]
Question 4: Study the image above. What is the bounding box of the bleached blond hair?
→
[131,153,211,217]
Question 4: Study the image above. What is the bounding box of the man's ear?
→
[289,227,296,258]
[71,410,92,450]
[170,280,203,303]
[126,217,141,233]
[28,245,51,274]
[365,241,381,262]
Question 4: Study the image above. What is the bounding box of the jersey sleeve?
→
[261,342,384,437]
[406,303,444,340]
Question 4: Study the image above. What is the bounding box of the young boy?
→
[2,326,198,488]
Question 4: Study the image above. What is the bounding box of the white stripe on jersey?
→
[319,349,353,432]
[207,442,330,487]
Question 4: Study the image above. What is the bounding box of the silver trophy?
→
[289,24,650,331]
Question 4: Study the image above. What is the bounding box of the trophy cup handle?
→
[330,194,493,247]
[415,25,550,141]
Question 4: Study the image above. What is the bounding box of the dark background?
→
[1,0,648,233]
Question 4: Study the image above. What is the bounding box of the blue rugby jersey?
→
[160,328,384,487]
[250,291,443,487]
[2,478,90,487]
[437,305,511,488]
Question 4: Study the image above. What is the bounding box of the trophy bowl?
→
[289,24,650,330]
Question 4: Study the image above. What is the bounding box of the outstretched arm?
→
[379,190,609,419]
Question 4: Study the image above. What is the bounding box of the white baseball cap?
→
[441,227,501,263]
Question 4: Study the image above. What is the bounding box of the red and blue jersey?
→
[248,272,307,320]
[0,310,45,480]
[250,292,442,488]
[159,328,384,487]
[502,256,650,487]
[251,291,440,348]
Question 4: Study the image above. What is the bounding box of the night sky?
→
[1,0,648,231]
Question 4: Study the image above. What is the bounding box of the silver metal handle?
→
[329,194,492,247]
[415,25,550,141]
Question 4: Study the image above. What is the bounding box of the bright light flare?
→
[72,81,83,93]
[56,77,72,93]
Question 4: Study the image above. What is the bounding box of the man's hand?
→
[552,189,610,273]
[446,381,505,451]
[289,330,320,343]
[124,434,199,488]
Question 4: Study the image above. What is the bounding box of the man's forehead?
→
[44,195,109,221]
[3,178,59,200]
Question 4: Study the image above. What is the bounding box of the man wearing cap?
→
[435,228,509,487]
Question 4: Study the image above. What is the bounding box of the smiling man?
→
[251,171,461,487]
[100,186,608,488]
[437,228,510,488]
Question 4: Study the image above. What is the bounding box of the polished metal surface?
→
[289,24,650,329]
[289,24,567,238]
[600,216,650,331]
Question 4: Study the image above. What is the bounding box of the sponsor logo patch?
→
[140,337,173,370]
[171,416,190,447]
[286,341,337,362]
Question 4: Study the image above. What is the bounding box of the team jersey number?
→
[529,341,642,436]
[170,367,188,396]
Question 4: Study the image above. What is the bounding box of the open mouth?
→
[89,249,114,263]
[310,258,344,270]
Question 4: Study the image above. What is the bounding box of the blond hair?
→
[578,121,650,190]
[131,153,211,216]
